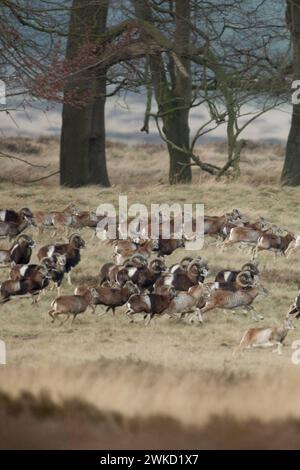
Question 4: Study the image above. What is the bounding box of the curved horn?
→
[236,271,253,288]
[39,257,54,267]
[180,256,194,269]
[187,258,206,272]
[123,258,135,267]
[150,258,165,272]
[130,254,148,265]
[37,262,50,274]
[69,232,82,240]
[16,234,32,242]
[20,208,33,217]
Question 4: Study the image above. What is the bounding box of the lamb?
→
[74,281,139,315]
[48,288,100,325]
[191,272,268,323]
[204,209,247,239]
[162,284,206,322]
[34,203,79,236]
[222,218,270,251]
[112,239,157,265]
[234,318,295,355]
[253,231,295,258]
[72,211,99,229]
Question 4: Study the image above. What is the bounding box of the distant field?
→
[1,137,300,449]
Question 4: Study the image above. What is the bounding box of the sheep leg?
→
[221,241,230,252]
[286,305,299,319]
[60,313,71,326]
[127,312,144,323]
[144,313,153,326]
[90,305,96,314]
[126,308,133,316]
[67,272,72,285]
[198,303,214,314]
[286,245,295,258]
[36,290,43,303]
[188,313,196,323]
[97,309,108,318]
[38,225,44,236]
[31,294,38,304]
[232,338,250,356]
[252,246,258,260]
[196,309,203,323]
[187,307,203,324]
[104,305,116,315]
[245,305,264,321]
[48,309,55,323]
[272,342,283,355]
[253,341,274,349]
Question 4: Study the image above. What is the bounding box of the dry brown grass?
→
[0,135,285,187]
[0,137,300,449]
[2,388,300,449]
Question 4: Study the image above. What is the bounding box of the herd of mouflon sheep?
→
[0,204,299,356]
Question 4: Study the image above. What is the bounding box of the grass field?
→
[1,137,300,449]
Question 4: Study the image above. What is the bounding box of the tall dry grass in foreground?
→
[1,137,300,448]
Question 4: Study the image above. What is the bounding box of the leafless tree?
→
[281,0,300,186]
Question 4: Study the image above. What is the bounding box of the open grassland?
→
[1,137,300,448]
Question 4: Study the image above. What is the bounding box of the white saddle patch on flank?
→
[128,267,137,278]
[224,271,232,283]
[142,295,151,310]
[20,265,29,277]
[170,264,180,273]
[47,246,56,258]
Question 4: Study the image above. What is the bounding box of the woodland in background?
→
[0,0,298,186]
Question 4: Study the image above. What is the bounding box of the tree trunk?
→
[165,0,192,184]
[134,0,192,185]
[60,0,110,187]
[281,0,300,186]
[163,107,191,184]
[281,104,300,185]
